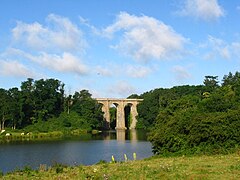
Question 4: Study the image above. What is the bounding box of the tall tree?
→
[33,79,65,121]
[8,88,22,129]
[71,90,103,129]
[20,78,35,126]
[203,76,219,91]
[0,88,11,130]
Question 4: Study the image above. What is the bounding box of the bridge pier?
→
[115,100,126,130]
[129,102,138,129]
[100,100,110,129]
[96,98,143,130]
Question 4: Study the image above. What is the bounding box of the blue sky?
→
[0,0,240,98]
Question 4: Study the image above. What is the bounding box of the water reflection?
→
[130,129,137,141]
[116,130,126,141]
[101,130,144,141]
[0,130,152,174]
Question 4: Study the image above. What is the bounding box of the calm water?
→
[0,130,152,173]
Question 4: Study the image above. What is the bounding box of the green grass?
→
[2,152,240,179]
[0,129,91,143]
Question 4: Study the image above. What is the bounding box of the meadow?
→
[2,152,240,179]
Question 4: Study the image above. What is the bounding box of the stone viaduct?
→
[96,98,143,130]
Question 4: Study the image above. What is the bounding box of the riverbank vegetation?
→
[1,71,240,156]
[2,152,240,179]
[0,78,103,141]
[134,71,240,155]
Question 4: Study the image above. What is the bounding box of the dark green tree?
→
[20,78,35,126]
[0,88,11,130]
[8,88,22,129]
[33,79,65,121]
[203,76,219,91]
[109,107,116,129]
[71,90,103,129]
[148,72,240,155]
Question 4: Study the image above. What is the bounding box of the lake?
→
[0,130,153,173]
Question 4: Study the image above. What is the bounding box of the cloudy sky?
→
[0,0,240,98]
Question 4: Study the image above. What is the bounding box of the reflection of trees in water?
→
[101,131,116,140]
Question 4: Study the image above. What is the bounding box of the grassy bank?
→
[2,152,240,179]
[0,129,97,143]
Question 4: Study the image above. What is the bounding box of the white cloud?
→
[200,36,240,62]
[0,60,34,77]
[201,36,240,60]
[172,65,191,81]
[232,42,240,58]
[29,52,88,75]
[94,64,152,78]
[178,0,225,21]
[108,81,137,97]
[8,14,90,76]
[102,12,187,62]
[220,46,231,59]
[126,65,151,78]
[12,14,87,52]
[79,16,99,35]
[1,48,88,75]
[95,66,113,76]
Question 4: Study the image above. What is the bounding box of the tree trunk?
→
[2,120,5,130]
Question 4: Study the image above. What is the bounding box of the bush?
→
[148,92,240,156]
[23,112,92,133]
[52,163,66,174]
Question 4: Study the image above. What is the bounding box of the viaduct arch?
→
[96,98,143,130]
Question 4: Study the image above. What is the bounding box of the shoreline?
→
[1,152,240,179]
[0,129,99,143]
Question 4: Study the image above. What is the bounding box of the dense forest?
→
[135,72,240,155]
[1,72,240,155]
[0,78,103,132]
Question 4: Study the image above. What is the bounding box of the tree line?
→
[132,72,240,155]
[0,78,103,131]
[2,71,240,155]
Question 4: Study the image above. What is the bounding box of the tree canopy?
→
[136,71,240,155]
[0,78,103,132]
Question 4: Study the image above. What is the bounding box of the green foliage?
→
[24,112,92,133]
[127,94,140,99]
[22,166,33,175]
[203,75,219,91]
[109,107,116,129]
[11,78,65,128]
[96,160,107,165]
[0,78,104,133]
[0,88,11,130]
[148,72,240,155]
[137,85,206,129]
[3,153,240,179]
[71,90,103,129]
[52,163,66,174]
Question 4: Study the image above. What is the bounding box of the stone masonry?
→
[96,98,143,130]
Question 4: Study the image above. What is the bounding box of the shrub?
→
[148,93,240,156]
